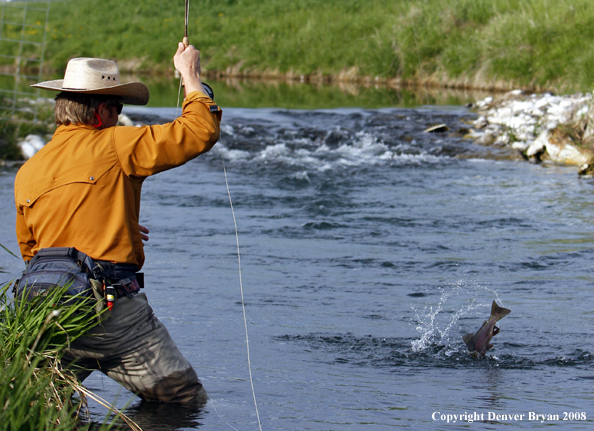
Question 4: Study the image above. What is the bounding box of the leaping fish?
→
[462,300,511,358]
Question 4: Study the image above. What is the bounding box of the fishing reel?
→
[202,82,215,101]
[173,71,215,100]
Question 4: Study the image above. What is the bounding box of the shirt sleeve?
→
[15,203,35,261]
[114,91,222,178]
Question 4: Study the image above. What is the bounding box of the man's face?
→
[98,101,123,129]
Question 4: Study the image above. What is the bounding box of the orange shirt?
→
[14,91,222,269]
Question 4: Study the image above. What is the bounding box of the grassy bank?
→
[0,96,54,161]
[3,0,594,93]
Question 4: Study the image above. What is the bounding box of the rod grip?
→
[183,36,189,47]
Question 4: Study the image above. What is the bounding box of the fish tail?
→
[491,300,511,319]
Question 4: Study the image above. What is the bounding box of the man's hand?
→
[173,42,209,97]
[140,224,150,242]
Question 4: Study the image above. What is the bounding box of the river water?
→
[1,102,593,430]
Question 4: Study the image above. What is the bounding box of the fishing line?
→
[210,399,241,431]
[179,2,263,428]
[221,155,264,431]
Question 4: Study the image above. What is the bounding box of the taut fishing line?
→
[144,4,427,429]
[177,1,263,429]
[220,155,264,431]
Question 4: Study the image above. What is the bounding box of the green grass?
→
[3,0,594,100]
[0,282,100,430]
[0,0,582,93]
[0,258,137,430]
[0,94,54,160]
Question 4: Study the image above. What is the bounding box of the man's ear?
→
[97,102,108,116]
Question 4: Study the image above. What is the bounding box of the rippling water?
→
[1,105,593,430]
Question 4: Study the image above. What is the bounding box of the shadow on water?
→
[122,400,206,431]
[3,72,494,109]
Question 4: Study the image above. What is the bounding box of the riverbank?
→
[3,0,594,94]
[467,90,594,175]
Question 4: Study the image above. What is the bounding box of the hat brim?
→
[32,79,149,105]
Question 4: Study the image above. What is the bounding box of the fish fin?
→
[492,325,500,336]
[486,343,494,350]
[462,333,475,350]
[491,300,511,319]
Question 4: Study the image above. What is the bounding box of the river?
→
[1,90,593,430]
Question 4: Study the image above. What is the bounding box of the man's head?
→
[54,92,123,127]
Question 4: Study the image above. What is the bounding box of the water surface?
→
[1,104,593,430]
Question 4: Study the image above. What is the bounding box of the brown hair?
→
[54,92,120,126]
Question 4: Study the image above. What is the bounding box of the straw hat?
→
[32,57,149,105]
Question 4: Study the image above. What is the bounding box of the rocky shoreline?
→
[8,89,594,176]
[466,90,594,175]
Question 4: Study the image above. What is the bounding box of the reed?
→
[0,279,140,430]
[0,283,92,429]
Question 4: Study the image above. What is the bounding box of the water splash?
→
[410,279,502,353]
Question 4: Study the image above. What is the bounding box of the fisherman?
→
[13,42,221,403]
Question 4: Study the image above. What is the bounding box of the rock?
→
[474,116,488,129]
[526,131,548,157]
[579,104,594,144]
[512,141,530,152]
[471,91,594,170]
[474,132,496,146]
[118,114,134,127]
[493,132,509,146]
[545,129,592,165]
[475,97,493,109]
[17,135,46,159]
[578,159,594,176]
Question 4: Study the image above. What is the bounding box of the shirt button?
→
[27,199,30,203]
[90,176,95,180]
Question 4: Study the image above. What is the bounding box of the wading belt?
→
[15,247,145,315]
